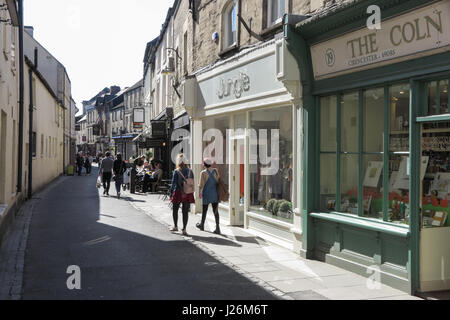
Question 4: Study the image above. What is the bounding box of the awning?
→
[133,126,151,142]
[112,135,135,140]
[154,107,174,120]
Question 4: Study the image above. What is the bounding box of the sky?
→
[24,0,174,114]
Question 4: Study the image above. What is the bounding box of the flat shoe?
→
[182,230,188,236]
[170,227,178,232]
[196,223,204,231]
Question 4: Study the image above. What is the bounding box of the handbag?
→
[178,169,195,194]
[96,176,102,188]
[217,178,230,203]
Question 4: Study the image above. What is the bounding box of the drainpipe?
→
[62,78,66,175]
[27,63,33,199]
[17,0,24,193]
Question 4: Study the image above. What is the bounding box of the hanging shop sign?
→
[310,0,450,80]
[139,138,165,149]
[133,108,145,124]
[133,123,144,130]
[151,120,167,138]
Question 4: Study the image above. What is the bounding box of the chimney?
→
[110,86,121,96]
[24,26,34,37]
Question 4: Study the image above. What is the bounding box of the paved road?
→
[22,168,278,300]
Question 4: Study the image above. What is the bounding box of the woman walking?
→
[196,158,221,235]
[113,153,127,199]
[169,154,195,236]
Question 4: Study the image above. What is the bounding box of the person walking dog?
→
[196,158,221,235]
[169,154,195,236]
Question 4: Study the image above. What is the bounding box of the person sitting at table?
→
[143,161,164,193]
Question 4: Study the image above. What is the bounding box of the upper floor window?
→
[267,0,286,27]
[223,0,237,50]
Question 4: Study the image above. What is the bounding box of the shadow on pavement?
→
[21,168,275,300]
[189,234,242,248]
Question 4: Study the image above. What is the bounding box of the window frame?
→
[221,0,238,52]
[318,82,413,225]
[266,0,287,28]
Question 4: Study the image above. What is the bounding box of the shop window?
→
[222,0,237,50]
[318,84,410,225]
[339,92,359,214]
[427,80,449,115]
[421,120,450,228]
[388,84,410,225]
[362,88,384,220]
[249,106,293,223]
[320,96,337,211]
[320,95,337,152]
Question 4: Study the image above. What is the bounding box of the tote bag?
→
[217,178,229,203]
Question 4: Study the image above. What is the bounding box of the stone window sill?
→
[260,22,283,39]
[219,44,238,58]
[310,211,410,238]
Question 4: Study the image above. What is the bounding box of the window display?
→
[318,84,413,224]
[320,96,337,212]
[421,121,450,229]
[388,84,411,225]
[428,80,449,115]
[249,106,293,223]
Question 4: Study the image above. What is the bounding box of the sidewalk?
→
[127,192,421,300]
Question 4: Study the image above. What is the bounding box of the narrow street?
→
[20,167,277,300]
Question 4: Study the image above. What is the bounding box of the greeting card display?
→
[363,161,383,188]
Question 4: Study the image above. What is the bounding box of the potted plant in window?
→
[265,199,276,214]
[272,200,283,216]
[278,201,293,219]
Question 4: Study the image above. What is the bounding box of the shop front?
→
[286,0,450,294]
[112,134,138,161]
[187,38,303,250]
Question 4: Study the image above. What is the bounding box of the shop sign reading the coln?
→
[311,0,450,80]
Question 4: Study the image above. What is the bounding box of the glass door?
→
[420,121,450,229]
[419,118,450,291]
[229,133,245,226]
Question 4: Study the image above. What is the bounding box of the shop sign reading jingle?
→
[217,72,250,99]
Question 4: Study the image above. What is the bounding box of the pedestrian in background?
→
[99,151,114,196]
[169,154,195,236]
[84,153,92,176]
[113,153,127,199]
[76,153,84,176]
[197,158,221,235]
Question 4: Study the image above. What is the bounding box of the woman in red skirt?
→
[170,154,195,236]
